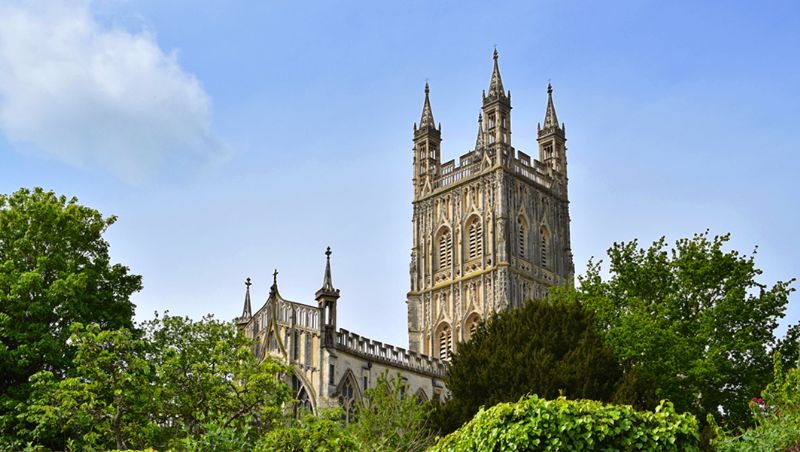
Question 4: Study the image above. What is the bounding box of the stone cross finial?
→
[325,246,332,258]
[272,269,278,285]
[245,277,251,288]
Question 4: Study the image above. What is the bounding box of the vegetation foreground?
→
[1,187,798,451]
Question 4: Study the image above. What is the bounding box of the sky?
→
[1,0,798,348]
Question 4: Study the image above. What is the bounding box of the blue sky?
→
[1,0,798,348]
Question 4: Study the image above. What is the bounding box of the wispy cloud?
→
[0,0,225,182]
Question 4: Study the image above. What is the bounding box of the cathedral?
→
[235,51,573,415]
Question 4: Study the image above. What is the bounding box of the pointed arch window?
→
[540,225,550,268]
[437,323,453,360]
[338,375,358,423]
[467,216,482,260]
[464,313,481,341]
[437,228,452,270]
[292,375,313,417]
[518,216,528,259]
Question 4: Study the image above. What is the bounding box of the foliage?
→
[0,187,142,439]
[259,408,358,452]
[431,394,700,451]
[580,232,796,428]
[350,371,436,451]
[435,292,621,433]
[18,314,291,450]
[713,353,800,451]
[255,408,359,452]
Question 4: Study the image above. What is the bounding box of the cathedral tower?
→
[406,52,574,358]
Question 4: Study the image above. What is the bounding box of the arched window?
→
[467,216,482,260]
[518,216,528,259]
[437,228,452,270]
[437,323,453,360]
[337,374,358,423]
[464,313,481,341]
[540,225,550,268]
[292,375,313,417]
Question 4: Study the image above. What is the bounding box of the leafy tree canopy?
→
[435,293,622,433]
[580,231,796,428]
[0,187,142,435]
[350,371,437,451]
[14,314,291,450]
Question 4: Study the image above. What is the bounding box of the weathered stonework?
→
[235,51,574,416]
[407,50,574,358]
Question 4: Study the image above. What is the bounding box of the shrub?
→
[431,395,699,451]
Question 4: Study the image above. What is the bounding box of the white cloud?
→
[0,0,225,182]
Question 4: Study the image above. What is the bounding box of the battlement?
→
[336,328,447,378]
[433,147,558,192]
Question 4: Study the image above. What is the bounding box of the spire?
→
[269,268,279,296]
[487,48,506,99]
[320,246,334,293]
[474,113,484,149]
[241,277,252,318]
[419,82,436,130]
[542,82,560,131]
[316,246,340,299]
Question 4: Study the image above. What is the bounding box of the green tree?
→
[350,371,436,451]
[0,187,142,440]
[435,292,622,433]
[20,323,153,450]
[19,314,291,450]
[258,408,358,452]
[143,313,291,447]
[580,232,796,428]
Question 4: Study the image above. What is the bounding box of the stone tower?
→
[406,51,574,359]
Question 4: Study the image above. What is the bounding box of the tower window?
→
[540,226,550,268]
[467,217,482,260]
[437,228,452,270]
[437,323,453,360]
[465,313,481,341]
[518,216,528,259]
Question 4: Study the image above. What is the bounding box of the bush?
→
[713,354,800,451]
[431,395,699,451]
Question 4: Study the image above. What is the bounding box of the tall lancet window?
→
[437,228,452,270]
[518,216,528,259]
[437,323,453,360]
[467,216,482,260]
[540,225,550,268]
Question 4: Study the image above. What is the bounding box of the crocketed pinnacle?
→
[241,277,252,318]
[487,48,506,98]
[319,247,336,294]
[542,82,560,130]
[419,82,436,130]
[475,113,485,149]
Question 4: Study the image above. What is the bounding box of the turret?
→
[537,82,567,179]
[315,247,340,347]
[412,82,442,199]
[482,49,512,148]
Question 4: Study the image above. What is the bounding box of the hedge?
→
[431,395,699,451]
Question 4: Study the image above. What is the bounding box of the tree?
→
[259,408,358,452]
[350,371,437,451]
[580,232,796,428]
[435,293,622,433]
[0,187,142,439]
[18,314,291,450]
